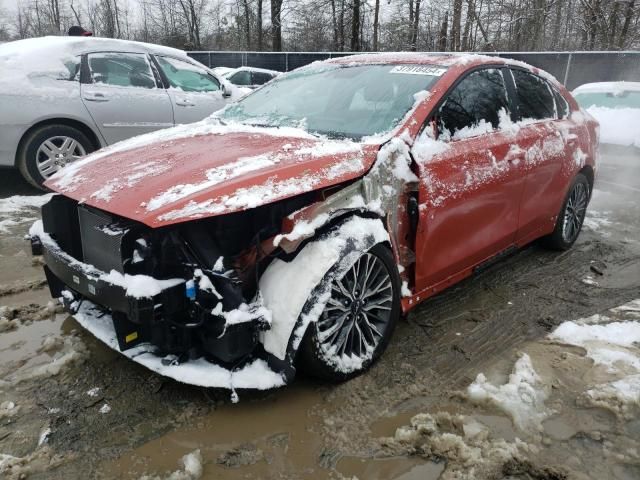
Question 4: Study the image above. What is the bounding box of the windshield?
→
[217,64,445,139]
[574,91,640,109]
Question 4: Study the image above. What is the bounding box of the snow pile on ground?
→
[0,446,68,480]
[586,106,640,147]
[3,334,87,386]
[0,401,18,420]
[0,194,52,233]
[467,354,550,432]
[550,299,640,418]
[139,449,203,480]
[378,412,535,480]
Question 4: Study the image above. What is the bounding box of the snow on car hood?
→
[45,122,377,227]
[586,106,640,148]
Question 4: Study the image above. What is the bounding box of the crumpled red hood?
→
[46,131,378,227]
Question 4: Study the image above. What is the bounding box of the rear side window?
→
[437,68,509,139]
[87,52,156,89]
[228,70,251,86]
[511,69,555,120]
[252,71,275,85]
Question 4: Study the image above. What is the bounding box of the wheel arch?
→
[15,117,103,166]
[259,214,392,368]
[579,164,594,199]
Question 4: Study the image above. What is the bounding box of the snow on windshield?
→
[217,64,446,140]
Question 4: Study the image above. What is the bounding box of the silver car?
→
[0,36,235,188]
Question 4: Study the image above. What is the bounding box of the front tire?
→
[18,124,94,190]
[300,244,401,382]
[543,173,590,250]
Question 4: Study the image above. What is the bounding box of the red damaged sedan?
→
[30,53,598,390]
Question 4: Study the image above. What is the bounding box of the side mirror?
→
[222,84,232,98]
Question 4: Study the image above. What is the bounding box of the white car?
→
[0,36,240,188]
[573,81,640,158]
[223,66,281,89]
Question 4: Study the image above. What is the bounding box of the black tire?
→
[17,124,94,190]
[542,173,590,251]
[299,243,401,382]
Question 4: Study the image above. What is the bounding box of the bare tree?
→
[271,0,283,50]
[372,0,380,51]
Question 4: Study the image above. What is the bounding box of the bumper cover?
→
[74,300,286,390]
[32,224,290,388]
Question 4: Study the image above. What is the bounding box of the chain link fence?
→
[187,50,640,90]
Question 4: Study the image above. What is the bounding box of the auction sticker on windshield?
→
[390,65,447,76]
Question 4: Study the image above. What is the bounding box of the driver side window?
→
[437,68,509,140]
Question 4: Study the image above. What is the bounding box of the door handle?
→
[504,146,525,164]
[175,98,195,107]
[83,92,109,102]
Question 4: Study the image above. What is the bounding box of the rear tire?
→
[18,124,94,190]
[300,244,401,382]
[542,173,590,251]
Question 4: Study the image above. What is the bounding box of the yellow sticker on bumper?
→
[125,332,138,343]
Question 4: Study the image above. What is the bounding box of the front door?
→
[154,56,228,125]
[412,68,526,292]
[81,52,174,144]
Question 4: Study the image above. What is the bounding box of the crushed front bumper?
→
[73,300,286,390]
[31,223,292,390]
[39,234,185,324]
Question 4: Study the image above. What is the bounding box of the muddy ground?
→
[0,157,639,480]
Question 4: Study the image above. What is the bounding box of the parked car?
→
[573,81,640,159]
[31,53,597,389]
[223,66,280,89]
[211,66,234,77]
[0,36,238,189]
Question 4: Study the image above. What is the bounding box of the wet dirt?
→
[1,160,640,479]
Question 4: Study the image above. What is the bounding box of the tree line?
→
[1,0,638,53]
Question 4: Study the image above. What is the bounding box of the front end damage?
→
[30,192,317,389]
[30,137,419,390]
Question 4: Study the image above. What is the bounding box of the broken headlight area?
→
[33,193,315,369]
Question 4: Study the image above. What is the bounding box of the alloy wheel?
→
[36,136,87,179]
[562,181,588,243]
[316,252,393,361]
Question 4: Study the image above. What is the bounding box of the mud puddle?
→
[105,384,328,479]
[338,456,445,480]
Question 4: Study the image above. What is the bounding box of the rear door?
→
[80,52,174,144]
[412,68,526,292]
[508,68,569,242]
[154,56,227,125]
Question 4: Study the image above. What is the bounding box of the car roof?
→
[326,52,508,67]
[573,81,640,94]
[324,52,560,86]
[0,35,187,59]
[232,66,281,75]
